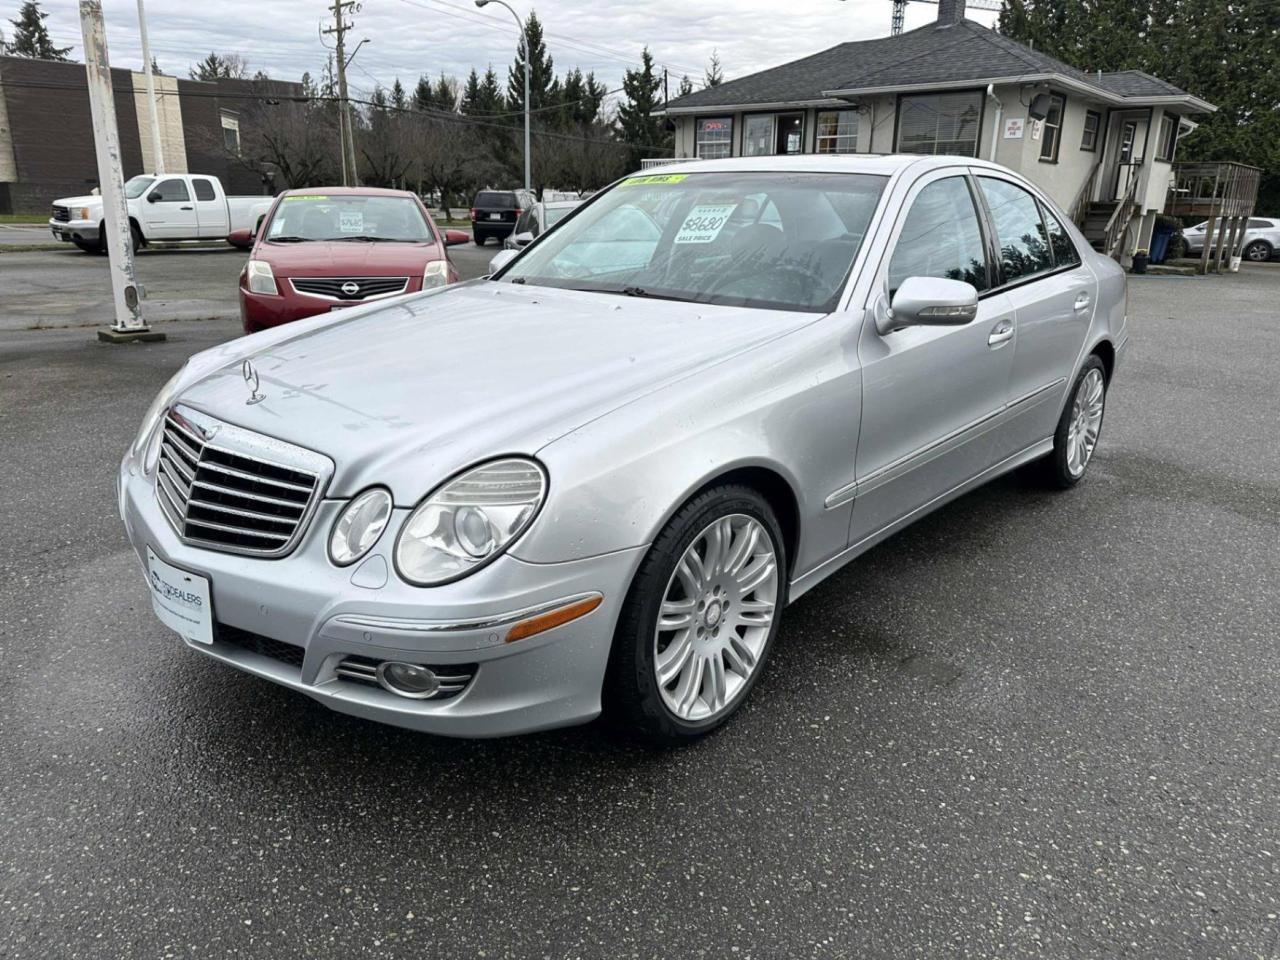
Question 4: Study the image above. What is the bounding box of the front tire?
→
[1244,240,1272,263]
[607,485,786,742]
[1039,355,1107,489]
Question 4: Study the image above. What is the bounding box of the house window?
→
[220,109,241,154]
[743,115,774,157]
[695,117,733,159]
[1038,94,1065,162]
[816,110,859,154]
[1080,110,1101,152]
[1155,114,1178,162]
[896,92,982,157]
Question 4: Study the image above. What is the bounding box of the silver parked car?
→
[119,155,1128,741]
[1181,217,1280,262]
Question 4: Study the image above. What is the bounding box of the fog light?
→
[375,661,441,699]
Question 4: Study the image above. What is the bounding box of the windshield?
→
[546,204,577,227]
[265,194,434,242]
[498,171,887,312]
[124,175,155,199]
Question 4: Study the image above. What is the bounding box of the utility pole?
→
[79,0,160,342]
[136,0,164,174]
[323,0,361,186]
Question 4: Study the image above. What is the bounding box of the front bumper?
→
[119,454,645,737]
[240,277,425,333]
[48,217,99,244]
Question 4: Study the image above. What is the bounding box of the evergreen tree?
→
[461,68,484,113]
[704,50,724,87]
[434,73,460,112]
[506,10,557,113]
[190,52,249,81]
[8,1,72,61]
[677,74,694,97]
[617,47,669,169]
[390,78,407,111]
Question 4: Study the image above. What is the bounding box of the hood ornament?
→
[242,359,266,405]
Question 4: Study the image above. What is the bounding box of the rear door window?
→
[1039,204,1081,268]
[192,178,216,202]
[978,177,1054,283]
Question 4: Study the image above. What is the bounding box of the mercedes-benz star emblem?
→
[242,359,265,406]
[340,281,360,297]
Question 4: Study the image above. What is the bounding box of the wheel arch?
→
[1090,337,1115,384]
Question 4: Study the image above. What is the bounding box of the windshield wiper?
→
[326,235,418,243]
[568,284,693,303]
[267,235,310,243]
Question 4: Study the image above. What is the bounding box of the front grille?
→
[52,205,70,222]
[289,276,409,301]
[335,655,476,700]
[217,623,305,668]
[155,409,324,558]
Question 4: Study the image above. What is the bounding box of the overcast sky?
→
[24,0,997,108]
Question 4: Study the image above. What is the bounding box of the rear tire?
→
[1038,355,1107,489]
[1244,239,1272,263]
[473,235,486,246]
[606,485,786,743]
[129,221,143,255]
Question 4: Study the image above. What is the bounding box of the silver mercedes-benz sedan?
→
[119,155,1128,741]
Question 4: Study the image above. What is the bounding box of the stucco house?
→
[658,0,1257,269]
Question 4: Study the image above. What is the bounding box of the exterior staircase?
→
[1082,201,1119,252]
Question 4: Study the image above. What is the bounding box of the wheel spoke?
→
[703,517,732,576]
[658,598,696,631]
[675,653,706,716]
[734,554,775,596]
[723,522,758,577]
[736,598,775,627]
[707,653,727,712]
[723,637,756,678]
[656,632,694,687]
[677,551,706,595]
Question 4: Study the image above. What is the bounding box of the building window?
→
[1081,110,1100,152]
[1038,94,1064,162]
[1155,114,1178,162]
[896,92,982,157]
[743,115,774,157]
[695,117,733,159]
[220,109,241,154]
[816,110,859,154]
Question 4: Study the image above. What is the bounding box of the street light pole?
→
[475,0,530,192]
[136,0,164,174]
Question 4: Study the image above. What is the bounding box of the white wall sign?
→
[1003,117,1025,140]
[1030,119,1044,141]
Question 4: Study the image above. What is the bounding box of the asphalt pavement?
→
[1,264,1278,958]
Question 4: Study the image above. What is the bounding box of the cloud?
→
[31,0,996,106]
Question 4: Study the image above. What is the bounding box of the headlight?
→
[395,458,546,585]
[130,366,185,468]
[422,259,449,290]
[246,259,277,295]
[77,206,90,220]
[329,488,393,566]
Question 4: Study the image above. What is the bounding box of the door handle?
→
[1073,291,1092,312]
[180,206,194,211]
[988,319,1014,348]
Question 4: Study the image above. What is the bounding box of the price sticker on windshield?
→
[674,203,737,244]
[339,210,364,233]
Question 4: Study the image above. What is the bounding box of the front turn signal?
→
[505,594,602,644]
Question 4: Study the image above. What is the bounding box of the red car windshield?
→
[265,195,433,243]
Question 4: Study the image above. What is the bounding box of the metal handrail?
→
[1069,160,1103,228]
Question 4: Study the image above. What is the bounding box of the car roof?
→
[544,199,582,208]
[636,154,1014,177]
[279,186,419,199]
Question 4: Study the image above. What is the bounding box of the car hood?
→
[175,282,809,500]
[52,194,103,210]
[255,239,441,276]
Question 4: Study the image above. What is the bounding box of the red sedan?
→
[236,187,469,333]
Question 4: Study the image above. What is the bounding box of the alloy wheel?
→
[1066,368,1105,477]
[1245,242,1270,262]
[653,514,779,722]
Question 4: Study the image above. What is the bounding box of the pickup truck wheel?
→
[129,222,144,254]
[74,241,97,254]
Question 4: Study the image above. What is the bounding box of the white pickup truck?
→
[49,173,272,253]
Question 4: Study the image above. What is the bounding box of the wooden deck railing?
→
[1166,162,1261,219]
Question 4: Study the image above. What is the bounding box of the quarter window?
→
[152,178,190,202]
[192,178,216,202]
[695,118,733,159]
[1038,95,1065,162]
[1040,204,1081,269]
[978,177,1054,282]
[816,110,859,154]
[887,176,989,296]
[896,92,983,157]
[1081,110,1100,152]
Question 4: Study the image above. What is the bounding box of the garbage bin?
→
[1150,226,1173,264]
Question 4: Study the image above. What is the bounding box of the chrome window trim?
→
[288,277,410,302]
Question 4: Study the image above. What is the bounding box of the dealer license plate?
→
[146,547,213,645]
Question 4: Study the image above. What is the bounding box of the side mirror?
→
[147,192,160,203]
[227,227,255,249]
[444,228,469,246]
[512,231,535,248]
[879,276,978,335]
[488,249,518,275]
